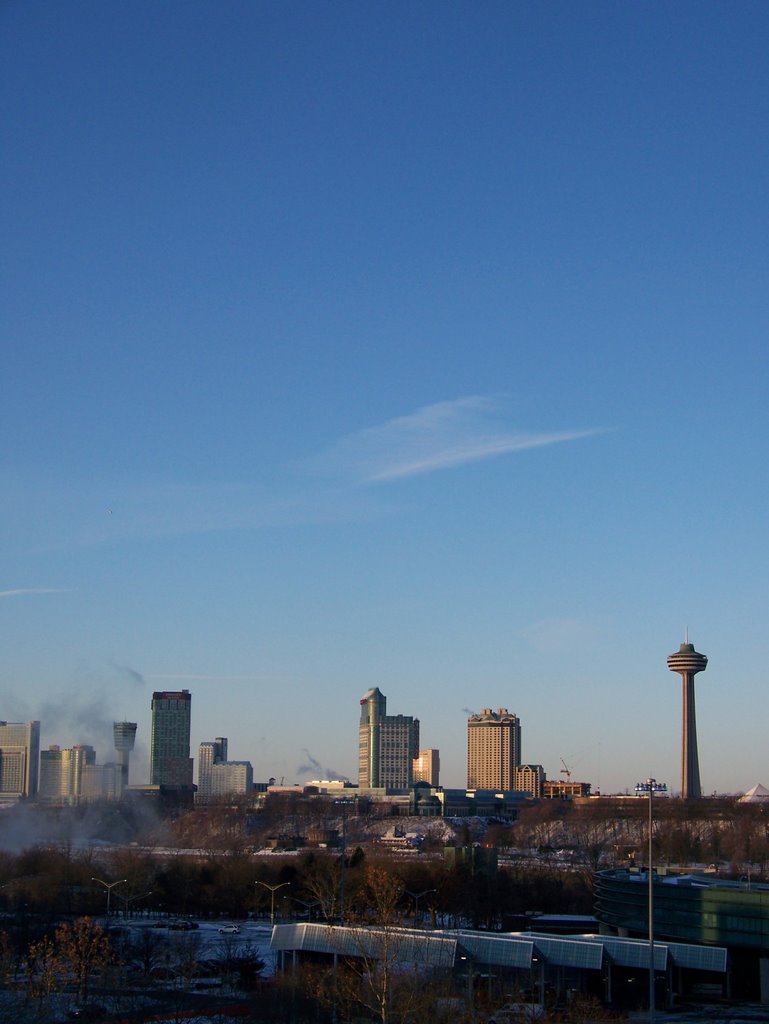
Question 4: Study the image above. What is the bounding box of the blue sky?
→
[2,1,768,795]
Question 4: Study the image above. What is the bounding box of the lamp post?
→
[118,889,154,918]
[91,877,127,918]
[405,888,436,928]
[635,778,667,1023]
[292,897,321,922]
[255,881,291,927]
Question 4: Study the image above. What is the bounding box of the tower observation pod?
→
[667,640,708,799]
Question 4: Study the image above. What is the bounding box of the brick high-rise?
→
[467,708,521,790]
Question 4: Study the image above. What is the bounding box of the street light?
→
[405,888,436,928]
[118,889,154,918]
[335,798,355,922]
[255,881,291,926]
[635,778,667,1023]
[91,877,127,918]
[292,897,321,922]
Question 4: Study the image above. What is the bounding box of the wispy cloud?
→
[315,396,603,483]
[520,616,608,652]
[0,588,72,599]
[1,467,398,555]
[147,673,269,681]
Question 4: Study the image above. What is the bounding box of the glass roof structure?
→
[270,922,726,976]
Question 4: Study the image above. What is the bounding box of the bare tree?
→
[301,853,342,920]
[55,916,114,1002]
[25,934,64,1015]
[326,864,457,1024]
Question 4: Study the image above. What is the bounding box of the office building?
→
[358,687,419,790]
[39,745,66,802]
[80,762,120,802]
[667,637,708,799]
[38,744,96,804]
[209,760,253,799]
[150,690,193,792]
[467,708,521,790]
[413,748,440,787]
[512,763,545,799]
[197,737,228,802]
[0,720,40,803]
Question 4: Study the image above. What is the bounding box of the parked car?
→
[168,919,199,930]
[66,1005,106,1021]
[218,923,240,934]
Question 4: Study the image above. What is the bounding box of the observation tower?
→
[113,721,137,794]
[667,637,708,799]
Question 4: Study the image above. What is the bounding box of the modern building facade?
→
[197,737,228,802]
[413,748,440,787]
[667,638,708,799]
[358,687,419,790]
[80,762,121,802]
[594,868,769,1001]
[39,744,128,804]
[0,720,40,803]
[512,763,545,798]
[209,760,253,799]
[150,690,193,792]
[39,743,96,803]
[467,708,521,789]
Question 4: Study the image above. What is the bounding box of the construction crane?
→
[560,758,573,782]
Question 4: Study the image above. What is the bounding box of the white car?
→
[218,924,240,934]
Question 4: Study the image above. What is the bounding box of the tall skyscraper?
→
[150,690,193,791]
[0,720,40,803]
[113,721,137,794]
[197,737,228,802]
[358,687,419,790]
[467,708,521,790]
[667,637,708,799]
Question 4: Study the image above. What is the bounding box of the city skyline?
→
[3,4,769,796]
[0,637,724,799]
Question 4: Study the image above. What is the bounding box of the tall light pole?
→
[291,897,321,922]
[118,890,154,918]
[635,778,667,1023]
[91,877,127,918]
[255,881,291,927]
[335,798,354,922]
[406,888,436,928]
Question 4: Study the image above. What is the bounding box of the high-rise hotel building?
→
[467,708,521,790]
[359,687,419,790]
[150,690,193,792]
[0,720,40,803]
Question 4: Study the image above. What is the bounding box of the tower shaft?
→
[680,673,700,800]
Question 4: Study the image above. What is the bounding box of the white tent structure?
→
[738,783,769,802]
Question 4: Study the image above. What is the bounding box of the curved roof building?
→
[595,868,769,1000]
